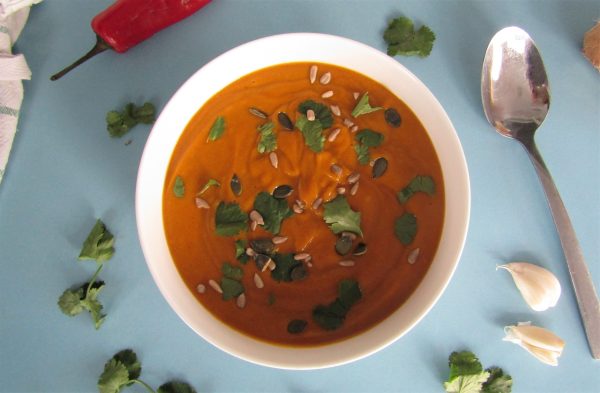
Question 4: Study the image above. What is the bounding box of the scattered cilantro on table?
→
[398,175,435,203]
[106,102,156,138]
[444,351,512,393]
[354,129,384,165]
[257,121,277,153]
[98,349,197,393]
[79,219,115,262]
[351,93,383,118]
[215,201,248,236]
[384,16,435,57]
[323,195,363,236]
[312,279,362,330]
[253,192,293,234]
[58,267,106,329]
[207,116,226,141]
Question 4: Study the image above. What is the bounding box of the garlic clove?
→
[504,323,565,366]
[497,262,561,311]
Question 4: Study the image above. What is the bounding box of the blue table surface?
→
[1,0,599,392]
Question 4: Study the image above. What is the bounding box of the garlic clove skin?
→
[497,262,561,311]
[504,323,565,366]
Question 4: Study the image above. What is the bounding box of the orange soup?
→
[163,62,444,346]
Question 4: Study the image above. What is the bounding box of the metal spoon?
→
[481,26,600,359]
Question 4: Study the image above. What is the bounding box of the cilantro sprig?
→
[351,93,383,118]
[312,280,362,330]
[79,219,115,262]
[257,121,277,153]
[106,102,155,138]
[208,116,226,141]
[98,349,196,393]
[384,16,436,58]
[354,129,384,165]
[295,115,325,153]
[58,264,106,329]
[444,351,512,393]
[398,175,435,203]
[323,195,363,237]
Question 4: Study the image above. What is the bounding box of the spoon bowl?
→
[481,26,600,359]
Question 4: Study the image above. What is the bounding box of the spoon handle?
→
[522,138,600,359]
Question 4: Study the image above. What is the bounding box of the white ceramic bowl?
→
[136,33,470,369]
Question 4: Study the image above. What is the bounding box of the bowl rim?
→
[136,32,470,370]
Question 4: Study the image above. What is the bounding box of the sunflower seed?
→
[343,118,354,128]
[306,261,313,268]
[319,72,332,84]
[196,284,206,294]
[335,235,353,256]
[295,199,306,209]
[208,279,223,294]
[253,273,264,289]
[321,90,334,98]
[330,105,341,116]
[408,248,421,264]
[250,220,258,231]
[287,319,308,334]
[277,112,294,130]
[230,174,242,196]
[195,196,210,209]
[372,157,388,178]
[290,264,308,281]
[294,252,311,261]
[330,163,342,175]
[273,184,294,199]
[328,128,341,142]
[338,260,355,267]
[272,236,288,245]
[306,109,316,121]
[353,242,367,256]
[236,293,246,308]
[347,172,360,184]
[269,151,278,168]
[350,125,359,133]
[341,232,357,241]
[249,107,268,119]
[246,247,257,257]
[309,65,318,84]
[250,238,275,254]
[350,181,359,196]
[384,107,402,128]
[266,259,276,271]
[293,204,304,214]
[312,197,323,209]
[336,187,346,195]
[353,92,360,100]
[250,209,265,225]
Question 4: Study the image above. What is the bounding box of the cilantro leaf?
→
[444,373,491,393]
[253,192,293,234]
[338,279,362,309]
[394,212,417,245]
[448,351,484,380]
[482,367,513,393]
[384,16,436,57]
[58,287,85,316]
[323,195,363,236]
[234,239,249,264]
[354,144,370,165]
[221,277,244,300]
[312,303,345,331]
[257,121,277,153]
[158,381,198,393]
[112,349,141,381]
[58,264,106,329]
[98,358,130,393]
[106,102,156,138]
[215,202,248,236]
[351,93,383,118]
[222,262,243,281]
[313,279,362,331]
[173,176,185,198]
[79,219,115,262]
[198,178,220,195]
[208,116,226,141]
[298,100,333,128]
[354,129,384,165]
[398,175,436,203]
[81,284,107,329]
[295,115,325,153]
[270,253,301,282]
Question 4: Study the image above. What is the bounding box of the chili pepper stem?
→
[50,35,111,81]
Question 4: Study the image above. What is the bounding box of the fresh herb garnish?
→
[253,192,293,234]
[198,178,220,195]
[323,195,363,236]
[221,277,244,301]
[298,100,333,128]
[270,253,302,282]
[351,93,383,118]
[287,319,308,334]
[312,279,362,331]
[215,202,248,236]
[234,239,249,264]
[354,129,384,165]
[222,262,243,280]
[98,349,197,393]
[79,219,115,262]
[208,116,226,141]
[394,212,417,245]
[58,265,106,329]
[257,121,277,153]
[444,351,512,393]
[173,176,185,198]
[398,175,436,203]
[295,114,325,153]
[106,102,156,138]
[384,16,436,58]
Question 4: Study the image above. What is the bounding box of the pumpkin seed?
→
[384,107,402,127]
[353,242,367,256]
[273,184,294,199]
[290,264,308,281]
[335,235,353,256]
[287,319,308,334]
[230,173,242,196]
[250,238,275,254]
[255,254,272,271]
[372,157,388,178]
[249,107,268,119]
[277,112,294,130]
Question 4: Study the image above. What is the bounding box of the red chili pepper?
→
[51,0,212,80]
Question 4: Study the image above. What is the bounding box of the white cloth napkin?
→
[0,0,42,184]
